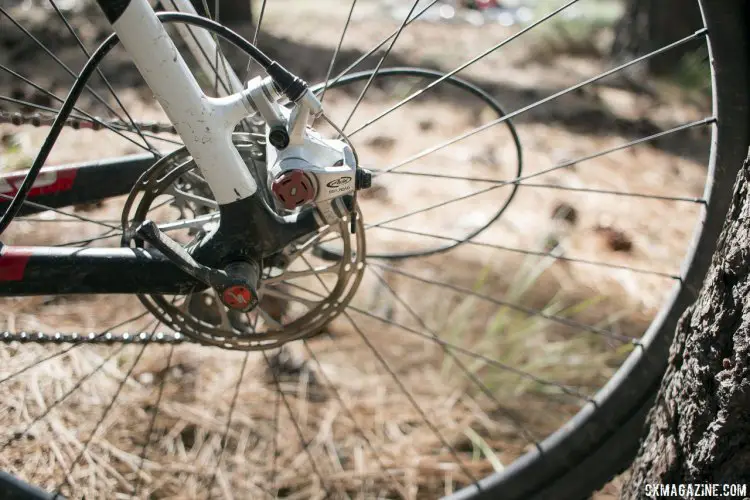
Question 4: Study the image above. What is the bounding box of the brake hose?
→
[0,11,307,236]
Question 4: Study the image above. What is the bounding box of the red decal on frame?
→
[0,247,32,281]
[0,168,77,197]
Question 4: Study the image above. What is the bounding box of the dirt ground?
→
[0,0,713,498]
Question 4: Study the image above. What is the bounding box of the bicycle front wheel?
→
[0,0,747,498]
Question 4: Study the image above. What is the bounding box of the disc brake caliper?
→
[245,76,371,227]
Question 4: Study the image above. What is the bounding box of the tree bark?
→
[611,0,703,75]
[622,151,750,497]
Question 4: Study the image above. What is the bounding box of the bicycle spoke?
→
[346,302,592,401]
[204,0,238,97]
[344,308,478,485]
[285,280,592,402]
[47,0,159,155]
[171,188,218,210]
[206,0,236,97]
[347,0,581,137]
[312,117,712,254]
[0,341,131,452]
[318,0,441,94]
[515,181,706,203]
[52,323,160,496]
[147,196,178,215]
[370,225,680,279]
[369,262,636,344]
[378,29,708,174]
[0,193,120,231]
[0,6,134,127]
[338,0,422,133]
[0,94,87,123]
[261,286,319,308]
[0,94,157,154]
[264,263,340,285]
[301,338,408,496]
[158,212,219,233]
[318,0,358,105]
[206,351,250,498]
[297,255,479,486]
[134,343,175,497]
[242,0,267,81]
[362,117,714,230]
[0,197,120,230]
[262,350,332,498]
[237,310,282,496]
[368,267,540,446]
[16,217,121,224]
[161,0,235,97]
[269,374,280,496]
[54,228,123,248]
[0,62,142,143]
[111,126,182,147]
[1,322,158,486]
[372,170,707,204]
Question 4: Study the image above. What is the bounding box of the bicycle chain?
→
[0,331,189,344]
[0,109,176,134]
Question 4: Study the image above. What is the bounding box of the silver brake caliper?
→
[244,76,370,226]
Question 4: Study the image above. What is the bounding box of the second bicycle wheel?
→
[0,0,747,498]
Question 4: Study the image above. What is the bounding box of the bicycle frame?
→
[106,0,258,203]
[0,0,325,296]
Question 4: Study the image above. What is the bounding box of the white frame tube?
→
[111,0,256,204]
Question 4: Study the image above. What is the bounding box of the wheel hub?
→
[221,285,254,310]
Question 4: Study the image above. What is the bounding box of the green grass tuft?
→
[440,253,632,400]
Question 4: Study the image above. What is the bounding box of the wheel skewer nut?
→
[356,168,372,190]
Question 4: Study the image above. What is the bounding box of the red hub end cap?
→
[271,169,315,210]
[222,285,253,310]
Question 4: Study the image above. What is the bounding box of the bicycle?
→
[0,0,747,498]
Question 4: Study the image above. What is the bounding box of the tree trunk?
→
[622,150,750,497]
[611,0,703,75]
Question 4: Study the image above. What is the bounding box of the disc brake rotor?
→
[120,133,366,350]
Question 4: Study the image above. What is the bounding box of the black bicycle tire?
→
[0,0,747,499]
[446,0,750,498]
[0,472,58,500]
